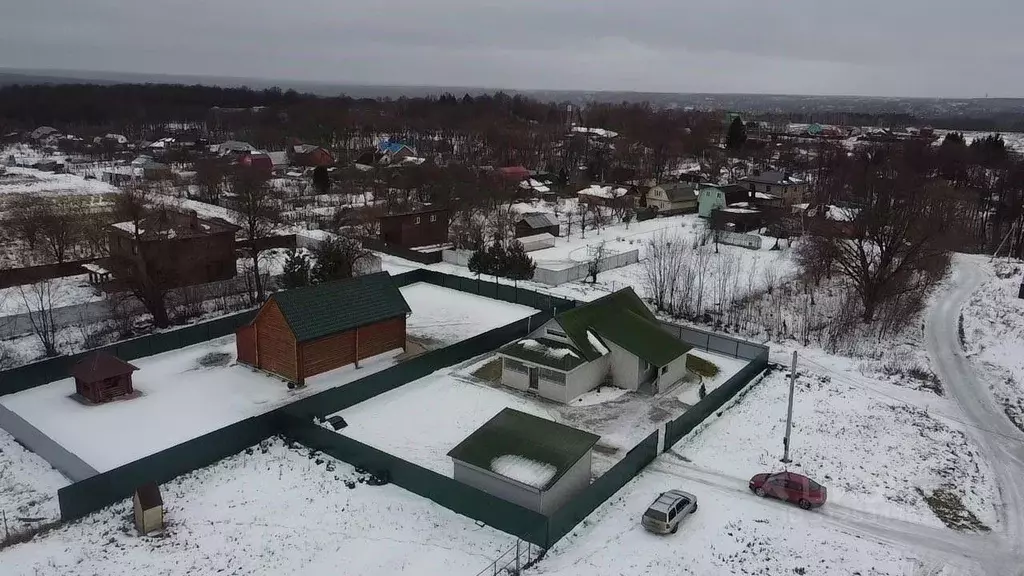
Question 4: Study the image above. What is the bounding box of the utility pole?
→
[782,350,797,463]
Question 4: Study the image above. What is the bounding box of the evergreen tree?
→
[504,240,536,285]
[311,237,369,283]
[280,249,311,289]
[312,166,331,195]
[485,237,508,277]
[725,117,747,151]
[467,244,490,277]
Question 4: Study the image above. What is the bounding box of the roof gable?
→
[447,408,600,490]
[519,212,559,229]
[269,272,411,342]
[555,288,691,366]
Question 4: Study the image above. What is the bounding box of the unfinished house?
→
[497,288,692,403]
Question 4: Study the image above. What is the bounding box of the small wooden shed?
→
[133,483,164,535]
[70,352,139,404]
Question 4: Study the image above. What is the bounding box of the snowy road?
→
[925,259,1024,575]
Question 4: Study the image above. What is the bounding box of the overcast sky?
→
[1,0,1019,97]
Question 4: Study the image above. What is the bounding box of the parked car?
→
[641,490,698,534]
[748,471,827,509]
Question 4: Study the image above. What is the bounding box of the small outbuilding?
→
[235,272,411,386]
[515,212,560,238]
[133,483,164,535]
[448,408,600,514]
[517,233,556,253]
[70,352,139,404]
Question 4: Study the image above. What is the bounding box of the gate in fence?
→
[475,540,545,576]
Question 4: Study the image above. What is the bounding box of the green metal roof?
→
[498,338,586,371]
[447,408,600,490]
[555,288,691,367]
[270,272,411,343]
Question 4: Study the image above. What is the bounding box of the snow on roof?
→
[754,192,779,200]
[520,339,579,359]
[110,221,141,234]
[722,207,759,214]
[578,184,628,199]
[586,331,609,355]
[489,455,557,488]
[571,126,618,139]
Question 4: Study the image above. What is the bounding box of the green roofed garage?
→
[497,287,694,403]
[448,408,600,514]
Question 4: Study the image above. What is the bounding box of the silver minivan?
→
[641,490,698,534]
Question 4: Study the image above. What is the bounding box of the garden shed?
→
[235,272,411,386]
[448,408,600,514]
[70,352,139,403]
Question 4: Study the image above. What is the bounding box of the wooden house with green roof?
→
[448,408,599,514]
[235,272,411,386]
[497,287,693,403]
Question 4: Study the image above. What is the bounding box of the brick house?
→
[377,208,450,249]
[107,209,239,289]
[235,272,411,386]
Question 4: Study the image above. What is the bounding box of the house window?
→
[539,368,566,384]
[661,366,668,375]
[414,216,421,225]
[748,183,755,191]
[504,358,529,374]
[430,214,437,223]
[766,185,772,193]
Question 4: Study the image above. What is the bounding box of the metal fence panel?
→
[58,412,277,521]
[707,334,741,357]
[0,404,98,481]
[281,414,549,546]
[545,430,659,547]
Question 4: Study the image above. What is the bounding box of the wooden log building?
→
[70,352,139,403]
[236,272,411,386]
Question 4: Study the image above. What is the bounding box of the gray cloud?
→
[1,0,1020,96]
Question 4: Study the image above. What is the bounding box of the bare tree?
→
[37,197,81,264]
[19,279,62,357]
[7,194,44,255]
[691,245,712,319]
[195,157,227,204]
[231,167,282,304]
[577,201,589,238]
[107,186,174,328]
[641,231,688,312]
[586,241,607,283]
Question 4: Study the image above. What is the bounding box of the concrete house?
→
[448,408,599,514]
[235,272,411,386]
[647,182,699,215]
[738,171,808,206]
[497,288,693,403]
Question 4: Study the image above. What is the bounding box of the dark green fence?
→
[286,311,553,419]
[0,310,258,396]
[58,412,278,521]
[545,430,659,546]
[280,414,550,546]
[664,347,769,450]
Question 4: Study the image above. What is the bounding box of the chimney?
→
[189,210,199,230]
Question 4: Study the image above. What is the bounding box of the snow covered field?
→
[0,274,104,317]
[960,259,1024,432]
[528,467,925,576]
[0,437,513,576]
[400,282,538,346]
[0,166,119,198]
[383,213,799,308]
[0,338,400,471]
[335,348,752,477]
[0,428,69,533]
[671,358,997,531]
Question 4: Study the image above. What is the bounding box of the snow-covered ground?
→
[383,213,799,309]
[0,166,119,198]
[528,467,925,576]
[0,428,69,533]
[0,338,400,472]
[960,259,1024,433]
[0,275,104,317]
[335,348,751,477]
[675,350,749,405]
[400,282,538,346]
[671,357,997,531]
[0,437,513,576]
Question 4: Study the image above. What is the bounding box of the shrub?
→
[687,354,720,378]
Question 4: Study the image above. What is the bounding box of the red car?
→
[749,471,827,509]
